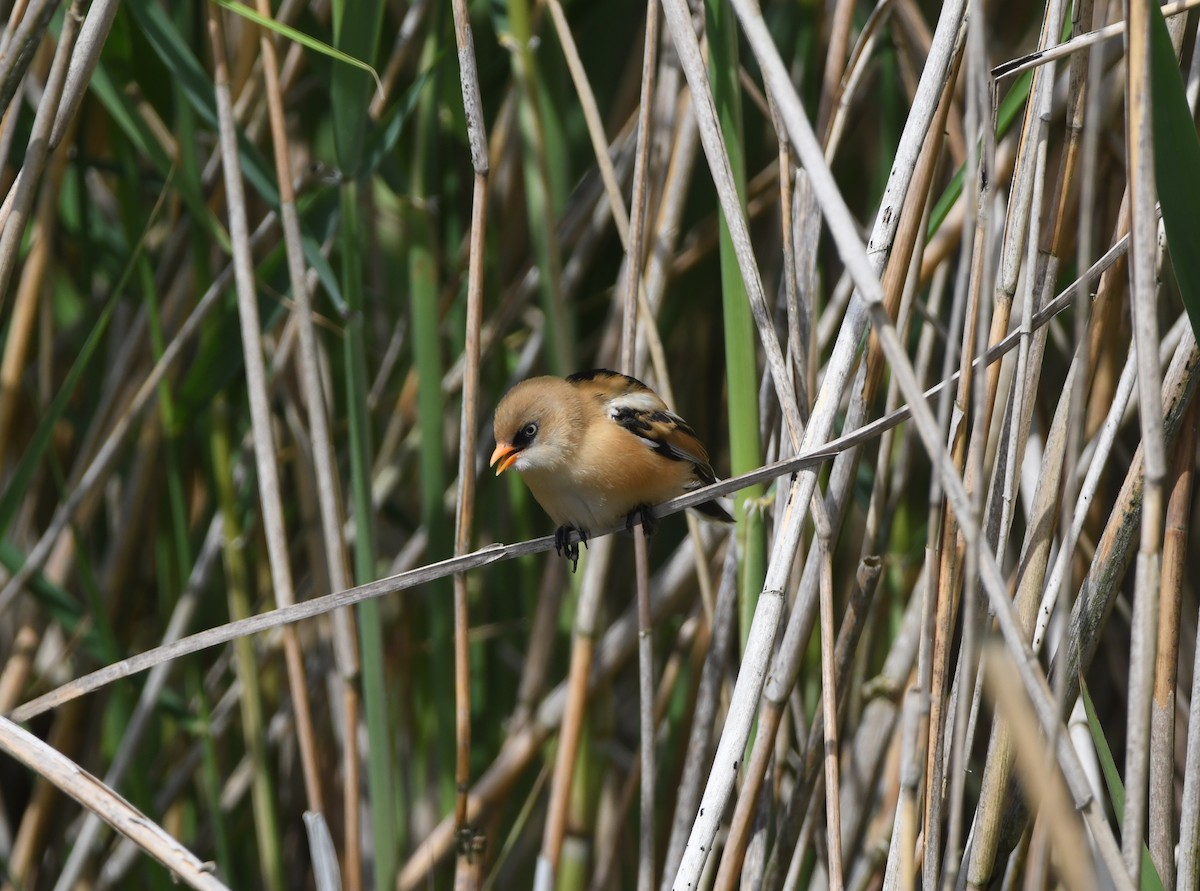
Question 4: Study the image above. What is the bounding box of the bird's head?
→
[490,377,580,476]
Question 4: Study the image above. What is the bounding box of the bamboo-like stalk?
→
[767,555,886,888]
[822,1,901,164]
[659,0,801,447]
[893,689,925,891]
[4,699,84,887]
[743,24,958,890]
[536,539,609,887]
[46,0,120,151]
[932,3,1064,884]
[705,0,767,648]
[974,328,1200,879]
[810,508,846,891]
[664,1,965,883]
[737,52,949,879]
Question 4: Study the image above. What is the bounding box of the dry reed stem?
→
[0,0,78,312]
[50,516,226,890]
[205,1,323,815]
[0,0,57,124]
[666,1,967,882]
[633,525,654,891]
[727,0,1129,872]
[47,0,119,151]
[816,0,857,138]
[945,0,1075,876]
[981,646,1095,891]
[249,3,365,884]
[773,556,884,885]
[1123,0,1167,881]
[658,544,739,889]
[400,531,718,888]
[1180,521,1200,890]
[659,0,802,448]
[0,206,281,614]
[589,611,699,890]
[822,0,899,165]
[993,0,1200,80]
[536,530,609,886]
[451,0,490,883]
[0,120,67,459]
[623,6,660,890]
[4,1,1195,888]
[1150,394,1196,889]
[0,714,229,890]
[817,514,844,891]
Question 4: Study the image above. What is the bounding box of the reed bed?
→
[0,1,1197,890]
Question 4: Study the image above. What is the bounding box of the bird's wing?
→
[568,368,717,486]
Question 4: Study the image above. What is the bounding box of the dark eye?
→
[514,421,538,447]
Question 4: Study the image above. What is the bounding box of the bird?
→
[490,368,733,571]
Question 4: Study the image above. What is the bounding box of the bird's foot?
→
[625,504,657,537]
[554,525,589,573]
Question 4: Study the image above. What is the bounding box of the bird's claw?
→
[554,525,589,573]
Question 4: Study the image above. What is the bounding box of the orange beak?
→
[490,442,520,475]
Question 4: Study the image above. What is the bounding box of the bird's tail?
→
[693,499,734,524]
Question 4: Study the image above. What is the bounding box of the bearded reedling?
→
[491,369,733,570]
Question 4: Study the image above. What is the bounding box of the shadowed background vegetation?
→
[0,0,1198,890]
